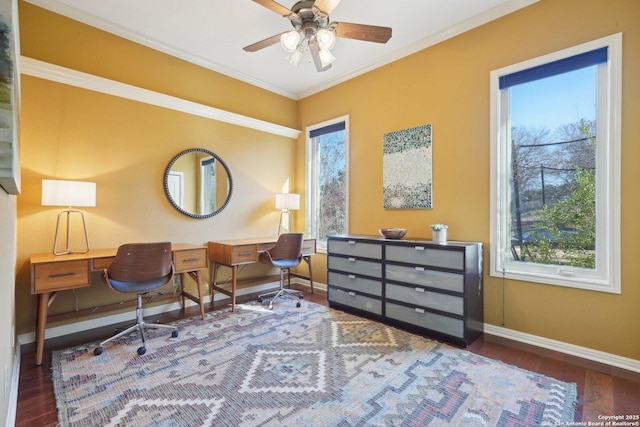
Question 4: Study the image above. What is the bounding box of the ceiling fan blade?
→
[309,40,332,72]
[333,22,392,43]
[313,0,342,15]
[251,0,293,17]
[243,32,286,52]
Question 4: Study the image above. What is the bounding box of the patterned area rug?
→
[52,300,577,426]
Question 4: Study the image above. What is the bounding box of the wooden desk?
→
[30,243,208,366]
[208,237,316,311]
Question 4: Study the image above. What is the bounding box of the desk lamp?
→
[275,193,299,235]
[42,179,96,255]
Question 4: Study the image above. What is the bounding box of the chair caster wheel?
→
[171,330,179,338]
[94,347,103,356]
[296,302,301,308]
[268,304,273,310]
[298,294,304,300]
[137,346,147,355]
[258,296,264,303]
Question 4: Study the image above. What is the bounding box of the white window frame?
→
[306,115,350,253]
[489,33,622,293]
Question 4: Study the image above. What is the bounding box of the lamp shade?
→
[42,180,96,207]
[275,193,300,210]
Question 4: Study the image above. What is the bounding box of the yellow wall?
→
[15,2,299,333]
[298,0,640,360]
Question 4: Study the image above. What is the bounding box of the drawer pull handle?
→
[348,274,356,279]
[348,240,356,245]
[415,307,425,314]
[239,252,252,256]
[415,266,425,272]
[348,257,356,262]
[348,291,356,296]
[414,246,425,251]
[49,272,76,278]
[183,258,200,262]
[415,287,425,293]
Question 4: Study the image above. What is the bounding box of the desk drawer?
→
[92,256,114,271]
[174,248,207,272]
[302,239,316,255]
[33,260,90,293]
[230,245,258,264]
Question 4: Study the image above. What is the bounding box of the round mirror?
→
[164,148,233,218]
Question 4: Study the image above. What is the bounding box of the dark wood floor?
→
[16,288,640,426]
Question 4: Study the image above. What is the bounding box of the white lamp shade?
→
[42,179,96,207]
[275,193,300,210]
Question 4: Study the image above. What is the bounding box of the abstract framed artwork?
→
[383,123,432,209]
[0,0,20,195]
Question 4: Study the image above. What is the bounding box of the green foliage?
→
[526,167,596,268]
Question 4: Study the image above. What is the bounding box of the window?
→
[200,156,216,215]
[306,116,349,252]
[490,34,621,293]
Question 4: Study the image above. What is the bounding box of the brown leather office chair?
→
[257,233,304,309]
[94,242,178,356]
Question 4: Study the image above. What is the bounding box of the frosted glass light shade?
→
[280,30,302,53]
[317,28,336,50]
[275,193,300,210]
[42,180,96,207]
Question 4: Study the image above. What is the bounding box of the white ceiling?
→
[25,0,536,100]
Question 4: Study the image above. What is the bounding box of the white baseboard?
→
[18,281,280,346]
[484,323,640,374]
[5,342,19,427]
[21,280,635,375]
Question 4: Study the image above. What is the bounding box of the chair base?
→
[258,269,303,310]
[94,294,178,356]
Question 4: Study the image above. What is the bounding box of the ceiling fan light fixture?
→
[287,47,303,67]
[319,48,336,67]
[316,28,336,50]
[280,30,302,53]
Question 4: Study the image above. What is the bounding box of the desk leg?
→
[231,265,237,312]
[211,262,220,306]
[303,255,314,294]
[179,272,187,310]
[192,270,206,320]
[35,292,50,366]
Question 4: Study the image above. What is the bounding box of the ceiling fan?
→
[244,0,392,72]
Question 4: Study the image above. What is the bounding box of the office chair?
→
[94,242,178,356]
[257,233,304,310]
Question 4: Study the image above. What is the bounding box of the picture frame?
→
[0,0,20,195]
[383,123,433,209]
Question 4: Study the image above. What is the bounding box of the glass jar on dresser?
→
[327,235,483,347]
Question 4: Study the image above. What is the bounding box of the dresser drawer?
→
[328,287,382,315]
[386,302,464,338]
[32,260,91,293]
[174,248,207,272]
[328,272,382,297]
[386,264,464,292]
[386,245,464,270]
[386,283,463,315]
[328,239,382,259]
[328,256,382,278]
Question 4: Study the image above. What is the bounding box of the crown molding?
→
[20,57,301,139]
